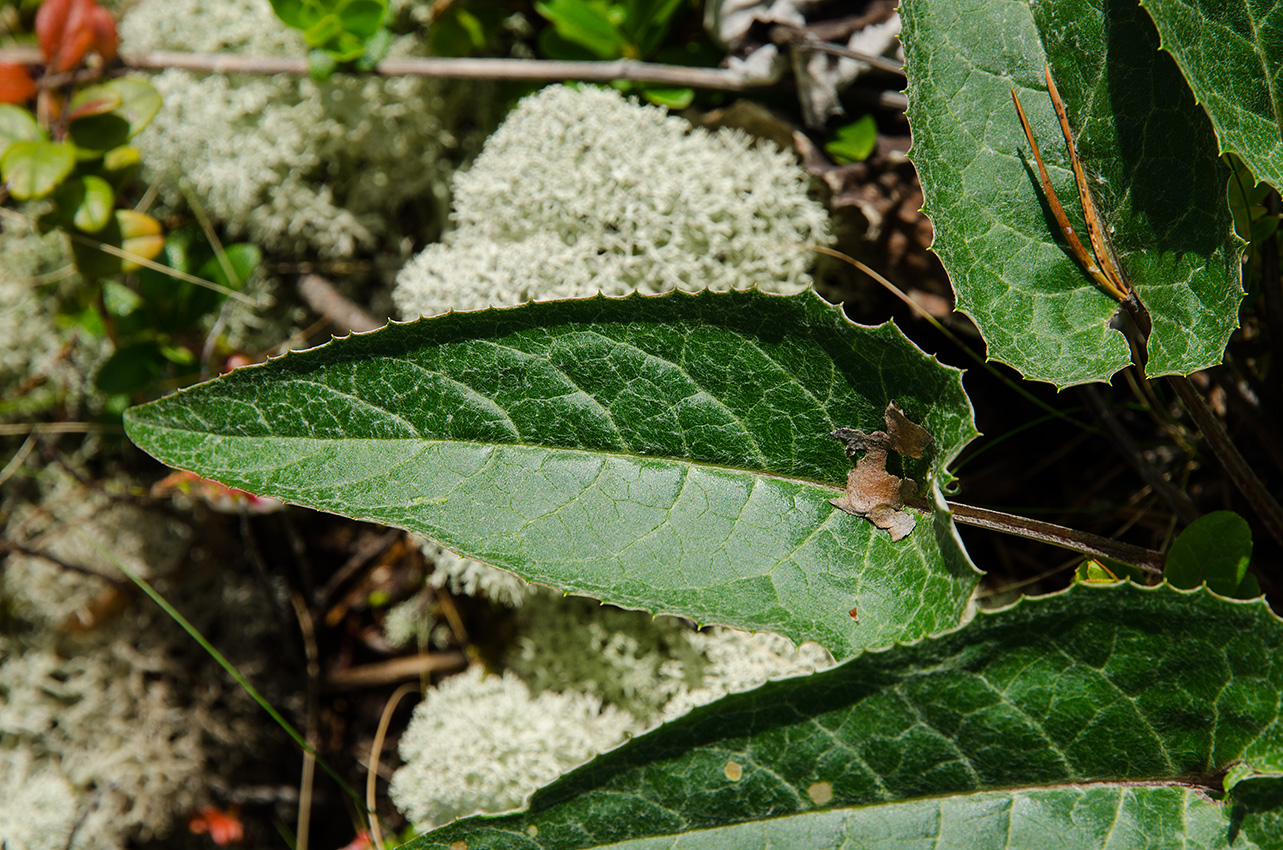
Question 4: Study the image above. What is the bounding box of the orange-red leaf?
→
[0,63,37,104]
[36,0,118,73]
[188,806,244,845]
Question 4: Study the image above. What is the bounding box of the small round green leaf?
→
[68,78,163,153]
[2,139,76,200]
[54,174,116,233]
[1165,510,1254,598]
[0,103,44,157]
[337,0,387,38]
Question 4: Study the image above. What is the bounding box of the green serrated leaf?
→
[903,0,1243,387]
[123,290,980,658]
[2,139,76,200]
[1166,510,1255,598]
[407,583,1283,850]
[1141,0,1283,194]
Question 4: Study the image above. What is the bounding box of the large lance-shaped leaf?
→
[1142,0,1283,191]
[124,290,980,658]
[407,583,1283,850]
[903,0,1243,387]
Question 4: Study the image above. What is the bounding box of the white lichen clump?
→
[393,84,832,317]
[0,472,268,850]
[390,599,833,830]
[389,666,636,830]
[120,0,488,257]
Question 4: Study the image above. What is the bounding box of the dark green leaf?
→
[68,78,163,153]
[2,139,76,200]
[96,340,165,394]
[0,104,42,158]
[270,0,322,29]
[124,290,980,658]
[1141,0,1283,193]
[408,584,1283,849]
[825,115,878,164]
[536,0,629,60]
[1165,510,1255,598]
[337,0,387,38]
[903,0,1242,387]
[195,243,260,292]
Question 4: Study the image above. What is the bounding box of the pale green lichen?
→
[389,596,834,830]
[0,213,100,422]
[393,84,833,317]
[120,0,492,257]
[0,470,272,850]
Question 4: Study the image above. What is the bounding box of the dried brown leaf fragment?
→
[829,401,932,542]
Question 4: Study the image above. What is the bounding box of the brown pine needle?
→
[1042,66,1132,301]
[1010,74,1128,303]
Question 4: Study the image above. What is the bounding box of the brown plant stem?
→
[906,496,1165,575]
[1168,375,1283,548]
[0,45,774,89]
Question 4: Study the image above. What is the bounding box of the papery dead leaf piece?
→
[830,401,932,541]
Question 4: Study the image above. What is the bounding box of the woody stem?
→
[905,496,1165,575]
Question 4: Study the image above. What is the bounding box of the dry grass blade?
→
[1010,84,1124,302]
[1042,66,1132,300]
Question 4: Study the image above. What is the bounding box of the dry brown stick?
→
[323,652,467,692]
[908,497,1166,574]
[1169,375,1283,548]
[0,45,772,89]
[298,274,381,334]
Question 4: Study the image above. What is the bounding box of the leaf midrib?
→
[129,420,854,493]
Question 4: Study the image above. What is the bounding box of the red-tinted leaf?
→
[0,63,36,105]
[36,0,118,72]
[188,805,244,845]
[86,5,118,63]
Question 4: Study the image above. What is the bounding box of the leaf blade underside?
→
[124,289,980,658]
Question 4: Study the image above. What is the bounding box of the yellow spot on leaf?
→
[450,842,467,850]
[808,781,833,806]
[724,761,743,781]
[527,826,538,838]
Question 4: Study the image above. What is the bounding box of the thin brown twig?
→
[1169,375,1283,548]
[0,45,773,89]
[908,497,1165,574]
[323,652,467,692]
